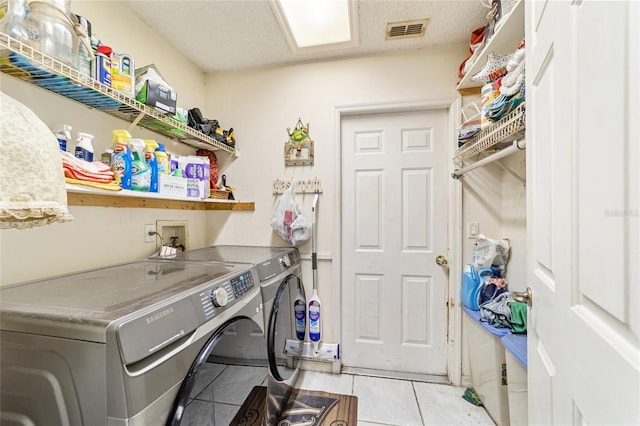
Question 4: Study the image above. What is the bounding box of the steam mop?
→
[308,191,321,356]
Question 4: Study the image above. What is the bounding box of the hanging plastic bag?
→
[290,214,311,246]
[271,186,311,246]
[472,234,510,271]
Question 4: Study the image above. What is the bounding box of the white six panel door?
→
[527,0,640,423]
[341,109,449,375]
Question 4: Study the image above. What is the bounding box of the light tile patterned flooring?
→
[296,370,496,426]
[186,363,496,425]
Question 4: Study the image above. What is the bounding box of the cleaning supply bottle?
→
[144,139,159,193]
[111,129,132,190]
[155,143,170,175]
[74,132,94,162]
[52,124,71,152]
[129,138,150,191]
[294,282,306,341]
[100,148,113,166]
[308,289,321,354]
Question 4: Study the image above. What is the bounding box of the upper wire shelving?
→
[0,32,236,155]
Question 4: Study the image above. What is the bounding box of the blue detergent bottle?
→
[111,130,132,190]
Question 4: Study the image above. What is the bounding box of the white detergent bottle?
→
[294,285,306,341]
[74,132,94,162]
[308,289,321,355]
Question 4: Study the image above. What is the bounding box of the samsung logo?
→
[146,307,175,324]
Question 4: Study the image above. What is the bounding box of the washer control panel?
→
[197,269,257,321]
[230,271,255,298]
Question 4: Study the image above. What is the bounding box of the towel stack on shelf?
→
[61,151,120,190]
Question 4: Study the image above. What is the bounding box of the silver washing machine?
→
[151,245,305,425]
[0,259,268,425]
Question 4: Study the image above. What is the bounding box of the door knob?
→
[435,255,448,266]
[513,287,533,307]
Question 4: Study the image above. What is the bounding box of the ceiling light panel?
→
[280,0,351,47]
[271,0,359,54]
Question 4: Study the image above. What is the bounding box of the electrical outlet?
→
[144,224,156,243]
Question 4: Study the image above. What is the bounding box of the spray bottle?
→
[144,139,159,192]
[74,132,94,162]
[308,191,321,356]
[52,124,72,152]
[111,130,132,190]
[129,138,150,191]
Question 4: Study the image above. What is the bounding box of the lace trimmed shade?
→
[0,91,73,229]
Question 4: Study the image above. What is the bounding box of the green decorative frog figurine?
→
[287,118,310,144]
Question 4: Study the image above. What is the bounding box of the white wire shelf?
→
[0,32,236,155]
[454,102,526,168]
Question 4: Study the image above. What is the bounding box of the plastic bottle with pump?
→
[111,130,132,190]
[144,139,159,193]
[129,138,150,191]
[294,281,306,341]
[155,143,170,175]
[52,124,72,152]
[74,132,94,162]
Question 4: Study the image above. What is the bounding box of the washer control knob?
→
[211,288,229,307]
[280,255,292,268]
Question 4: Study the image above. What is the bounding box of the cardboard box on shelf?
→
[159,174,187,197]
[160,155,210,199]
[135,65,177,114]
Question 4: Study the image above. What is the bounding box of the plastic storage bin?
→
[463,306,511,426]
[501,333,528,425]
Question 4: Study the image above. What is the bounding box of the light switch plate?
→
[467,221,479,239]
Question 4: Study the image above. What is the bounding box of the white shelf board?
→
[457,0,525,90]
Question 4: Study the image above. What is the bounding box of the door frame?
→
[332,97,463,384]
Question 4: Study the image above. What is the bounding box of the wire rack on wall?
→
[0,32,236,155]
[454,102,526,167]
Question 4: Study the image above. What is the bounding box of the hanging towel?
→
[509,301,528,333]
[0,91,73,229]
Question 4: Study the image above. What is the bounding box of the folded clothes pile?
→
[61,151,119,190]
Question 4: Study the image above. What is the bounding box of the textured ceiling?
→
[121,0,488,72]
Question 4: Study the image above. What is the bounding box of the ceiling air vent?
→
[385,19,429,40]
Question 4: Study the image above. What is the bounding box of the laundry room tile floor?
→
[295,370,496,426]
[186,363,494,425]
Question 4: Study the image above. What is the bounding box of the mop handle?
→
[311,191,319,288]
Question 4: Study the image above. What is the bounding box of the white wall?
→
[0,0,208,285]
[201,46,467,344]
[71,1,206,110]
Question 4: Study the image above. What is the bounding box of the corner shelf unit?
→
[456,0,524,91]
[0,32,236,155]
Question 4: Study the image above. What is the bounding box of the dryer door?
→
[264,274,305,424]
[267,274,305,381]
[167,316,267,426]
